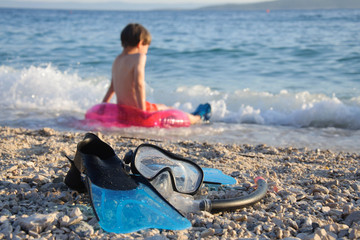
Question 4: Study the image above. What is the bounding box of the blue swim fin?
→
[202,168,237,185]
[66,133,191,234]
[89,176,191,234]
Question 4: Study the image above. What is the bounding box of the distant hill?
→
[199,0,360,11]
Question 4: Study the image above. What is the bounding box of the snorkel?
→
[199,176,268,212]
[124,143,268,214]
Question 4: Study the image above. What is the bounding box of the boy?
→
[102,23,210,124]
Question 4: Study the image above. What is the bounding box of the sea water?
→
[0,8,359,152]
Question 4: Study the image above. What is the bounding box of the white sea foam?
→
[1,65,360,130]
[168,86,360,129]
[0,64,106,112]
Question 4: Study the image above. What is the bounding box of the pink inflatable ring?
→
[85,103,191,128]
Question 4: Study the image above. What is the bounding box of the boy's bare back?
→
[112,52,147,110]
[102,23,150,111]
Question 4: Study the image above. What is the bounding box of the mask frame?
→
[124,143,204,195]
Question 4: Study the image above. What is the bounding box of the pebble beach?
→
[1,126,360,240]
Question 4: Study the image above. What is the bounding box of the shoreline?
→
[0,126,359,239]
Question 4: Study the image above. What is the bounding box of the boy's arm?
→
[134,54,147,111]
[102,79,115,103]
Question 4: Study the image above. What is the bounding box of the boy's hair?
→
[121,23,151,48]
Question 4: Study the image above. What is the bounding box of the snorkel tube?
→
[199,177,268,212]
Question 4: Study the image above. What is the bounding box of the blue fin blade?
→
[202,168,237,185]
[91,182,191,234]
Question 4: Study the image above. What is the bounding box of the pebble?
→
[272,218,284,228]
[349,227,360,239]
[323,223,349,233]
[312,184,330,195]
[0,126,360,240]
[59,215,70,227]
[344,211,360,226]
[18,212,58,234]
[0,221,12,239]
[68,216,83,226]
[275,227,283,239]
[322,206,331,213]
[69,221,94,237]
[343,204,353,215]
[70,207,82,218]
[200,228,215,238]
[287,218,299,230]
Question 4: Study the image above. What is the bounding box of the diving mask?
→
[124,144,204,195]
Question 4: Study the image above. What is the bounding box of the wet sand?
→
[0,126,359,239]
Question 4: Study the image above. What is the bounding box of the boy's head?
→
[121,23,151,48]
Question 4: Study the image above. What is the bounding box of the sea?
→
[1,8,359,153]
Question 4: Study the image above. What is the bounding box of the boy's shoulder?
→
[116,52,146,63]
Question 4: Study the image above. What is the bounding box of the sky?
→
[13,0,273,3]
[0,0,276,10]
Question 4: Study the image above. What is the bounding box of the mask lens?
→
[134,145,202,194]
